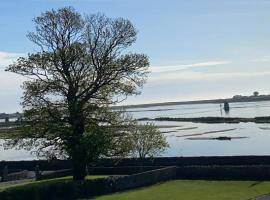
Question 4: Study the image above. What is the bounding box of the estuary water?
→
[1,101,270,160]
[126,100,270,157]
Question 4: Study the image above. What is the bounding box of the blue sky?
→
[1,0,270,111]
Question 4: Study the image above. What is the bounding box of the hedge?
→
[177,165,270,180]
[0,166,177,200]
[3,156,270,173]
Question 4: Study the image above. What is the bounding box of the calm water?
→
[127,101,270,119]
[1,101,270,160]
[127,100,270,157]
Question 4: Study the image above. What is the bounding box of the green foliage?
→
[0,176,107,200]
[129,123,169,159]
[253,91,259,96]
[5,7,149,180]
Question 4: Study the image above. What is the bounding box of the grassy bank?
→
[93,180,270,200]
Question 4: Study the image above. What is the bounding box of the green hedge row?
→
[3,156,270,173]
[0,178,107,200]
[0,166,177,200]
[177,165,270,180]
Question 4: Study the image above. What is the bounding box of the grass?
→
[3,177,270,200]
[93,180,270,200]
[0,175,107,192]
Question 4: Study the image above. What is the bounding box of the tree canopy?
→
[6,7,149,181]
[129,122,169,159]
[253,91,259,97]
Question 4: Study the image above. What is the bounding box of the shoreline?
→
[113,96,270,109]
[139,116,270,124]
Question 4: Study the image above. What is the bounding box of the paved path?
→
[255,195,270,200]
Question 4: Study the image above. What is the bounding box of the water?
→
[1,101,270,160]
[126,100,270,157]
[152,121,270,157]
[0,140,34,161]
[127,101,270,119]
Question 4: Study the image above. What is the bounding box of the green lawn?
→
[3,178,270,200]
[93,180,270,200]
[0,175,107,192]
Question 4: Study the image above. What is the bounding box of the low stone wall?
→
[107,166,177,191]
[95,156,270,167]
[37,169,72,180]
[1,170,35,182]
[87,166,165,175]
[7,165,270,183]
[37,166,172,180]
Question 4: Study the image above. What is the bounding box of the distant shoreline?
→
[138,116,270,124]
[113,96,270,109]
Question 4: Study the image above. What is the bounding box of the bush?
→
[0,178,108,200]
[0,167,177,200]
[177,165,270,180]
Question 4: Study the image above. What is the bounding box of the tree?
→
[253,91,259,97]
[6,7,149,181]
[129,123,169,159]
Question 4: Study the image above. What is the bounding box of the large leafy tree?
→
[6,7,149,181]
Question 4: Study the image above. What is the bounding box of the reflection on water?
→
[155,121,270,157]
[128,100,270,157]
[2,101,270,160]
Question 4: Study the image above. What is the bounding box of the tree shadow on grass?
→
[248,181,264,188]
[247,182,270,200]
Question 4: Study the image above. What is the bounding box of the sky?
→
[1,0,270,112]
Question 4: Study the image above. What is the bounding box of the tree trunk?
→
[72,144,87,181]
[70,109,87,182]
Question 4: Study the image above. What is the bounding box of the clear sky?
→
[1,0,270,112]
